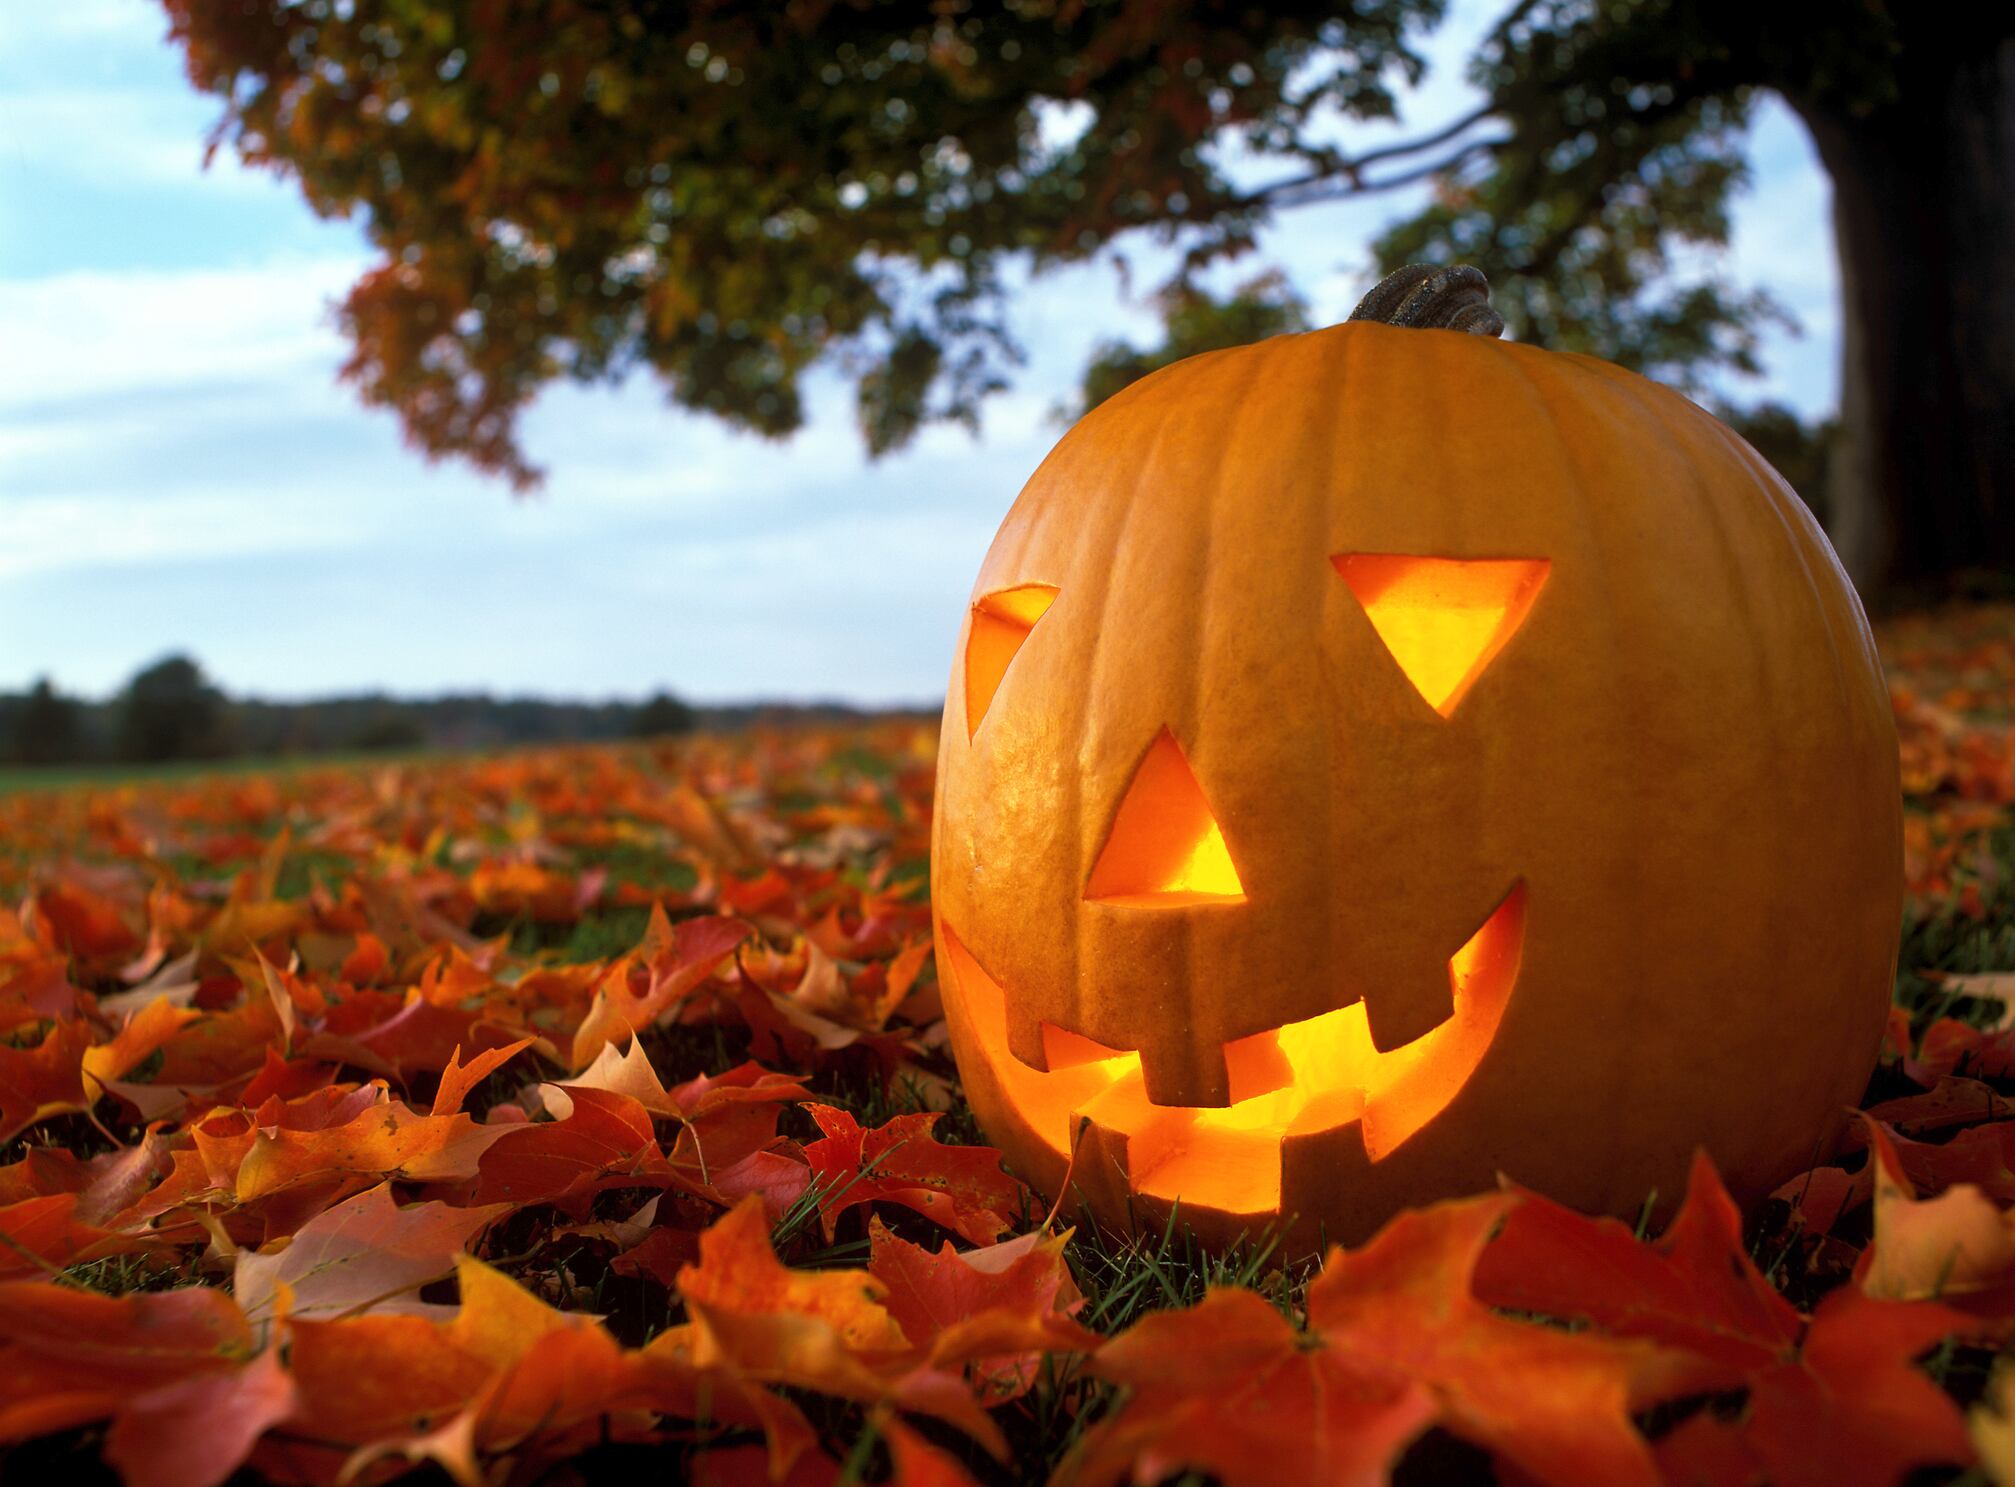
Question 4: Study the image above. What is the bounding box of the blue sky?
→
[0,1,1840,706]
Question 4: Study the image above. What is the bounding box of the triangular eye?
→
[965,584,1057,739]
[1332,554,1550,716]
[1087,728,1245,906]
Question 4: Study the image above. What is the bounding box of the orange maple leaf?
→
[673,1195,910,1400]
[568,908,751,1068]
[0,1019,93,1143]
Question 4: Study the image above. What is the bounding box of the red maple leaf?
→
[802,1105,1028,1245]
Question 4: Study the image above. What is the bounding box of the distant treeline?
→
[0,655,927,768]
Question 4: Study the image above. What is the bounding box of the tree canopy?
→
[118,654,226,763]
[166,0,2012,597]
[169,0,1442,484]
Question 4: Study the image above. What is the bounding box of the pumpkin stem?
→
[1348,265,1504,338]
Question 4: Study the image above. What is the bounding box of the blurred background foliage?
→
[164,0,2011,605]
[0,658,889,769]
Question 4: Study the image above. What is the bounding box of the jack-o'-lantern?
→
[931,266,1901,1248]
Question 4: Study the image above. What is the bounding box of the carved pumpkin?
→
[931,267,1901,1248]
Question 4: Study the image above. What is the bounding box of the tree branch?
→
[1237,103,1503,209]
[1246,135,1509,210]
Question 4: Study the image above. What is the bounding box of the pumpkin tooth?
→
[1359,949,1459,1052]
[1005,1001,1051,1072]
[1066,1111,1138,1214]
[1137,1041,1232,1109]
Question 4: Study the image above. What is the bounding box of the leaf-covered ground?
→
[1,604,2013,1487]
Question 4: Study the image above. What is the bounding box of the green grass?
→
[0,747,445,797]
[1894,824,2015,1035]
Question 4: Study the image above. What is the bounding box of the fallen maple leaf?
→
[80,995,203,1098]
[0,943,83,1029]
[275,1311,496,1474]
[1477,1150,1985,1487]
[1661,1284,1984,1487]
[0,1192,170,1280]
[279,1253,635,1486]
[0,1144,89,1205]
[307,993,529,1082]
[803,1105,1026,1245]
[1773,1161,1860,1238]
[663,1061,812,1211]
[697,1147,816,1225]
[1061,1286,1434,1487]
[339,930,391,985]
[671,1200,1017,1455]
[230,1088,512,1201]
[143,991,289,1093]
[32,880,141,966]
[280,1241,814,1482]
[450,1328,650,1477]
[0,1019,93,1142]
[1864,1074,2012,1136]
[0,1281,262,1460]
[430,1036,536,1117]
[469,1084,673,1211]
[355,1332,645,1487]
[1861,1116,2015,1307]
[611,1222,700,1287]
[568,909,750,1068]
[868,1218,1099,1401]
[1475,1150,1800,1370]
[1309,1190,1712,1487]
[233,1181,510,1325]
[669,1060,811,1117]
[567,1032,682,1115]
[675,1195,910,1397]
[103,1342,295,1487]
[441,1248,603,1373]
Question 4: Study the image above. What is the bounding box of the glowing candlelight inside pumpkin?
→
[938,882,1525,1215]
[1333,554,1550,716]
[1086,729,1245,905]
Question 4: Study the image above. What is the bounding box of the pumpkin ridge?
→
[1066,370,1193,1063]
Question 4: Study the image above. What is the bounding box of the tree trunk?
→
[1787,20,2015,607]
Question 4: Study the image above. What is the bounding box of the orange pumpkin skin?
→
[930,317,1902,1249]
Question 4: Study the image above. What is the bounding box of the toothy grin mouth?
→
[937,882,1527,1215]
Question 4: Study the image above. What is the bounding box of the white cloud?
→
[0,493,344,581]
[0,257,362,410]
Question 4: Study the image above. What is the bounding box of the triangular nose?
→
[1086,729,1245,906]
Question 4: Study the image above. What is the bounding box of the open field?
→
[0,605,2012,1486]
[0,749,449,799]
